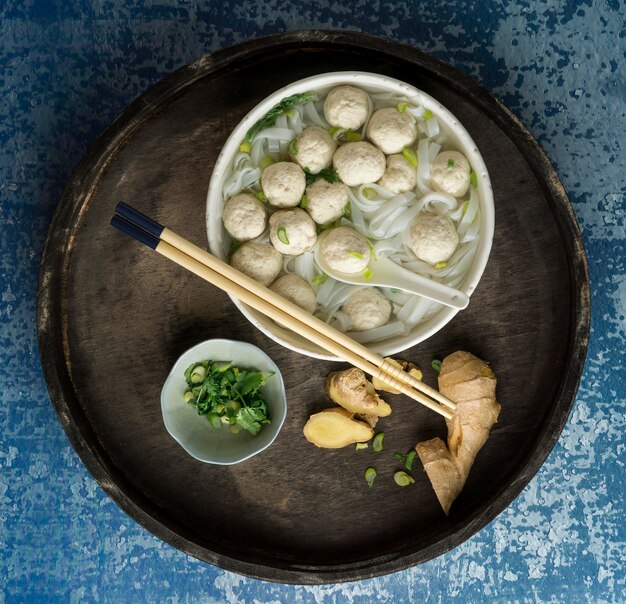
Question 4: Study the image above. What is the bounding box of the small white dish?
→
[161,339,287,465]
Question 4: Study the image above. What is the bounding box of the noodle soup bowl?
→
[206,72,494,360]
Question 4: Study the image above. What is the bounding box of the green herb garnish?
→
[277,226,289,245]
[435,261,447,269]
[342,202,352,219]
[239,142,251,153]
[299,194,308,209]
[183,360,273,436]
[394,450,417,471]
[305,167,340,186]
[228,241,243,256]
[394,471,415,487]
[245,92,317,142]
[447,159,455,169]
[470,170,478,188]
[402,147,418,168]
[365,467,377,487]
[397,101,408,113]
[422,110,433,120]
[363,267,373,280]
[256,191,267,203]
[431,359,442,374]
[372,432,385,453]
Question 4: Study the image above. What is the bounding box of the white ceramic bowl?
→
[206,72,494,360]
[160,339,287,464]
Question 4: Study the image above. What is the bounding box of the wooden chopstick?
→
[112,205,456,418]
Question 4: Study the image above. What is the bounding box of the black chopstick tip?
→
[111,214,160,250]
[114,202,164,238]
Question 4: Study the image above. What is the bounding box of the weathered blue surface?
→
[1,1,624,601]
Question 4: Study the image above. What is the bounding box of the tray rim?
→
[36,29,590,584]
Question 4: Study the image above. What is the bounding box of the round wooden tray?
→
[37,31,589,584]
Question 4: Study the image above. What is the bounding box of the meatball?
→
[342,288,392,331]
[320,226,370,274]
[408,212,459,265]
[378,154,417,194]
[269,208,317,256]
[261,161,306,208]
[333,142,385,187]
[231,241,282,286]
[270,274,317,314]
[366,108,417,155]
[290,126,336,174]
[430,151,471,198]
[222,193,267,241]
[323,85,370,130]
[305,179,349,225]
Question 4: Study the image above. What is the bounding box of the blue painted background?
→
[1,1,624,601]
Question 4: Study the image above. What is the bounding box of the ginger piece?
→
[372,358,423,394]
[303,407,374,448]
[326,368,391,417]
[416,351,500,514]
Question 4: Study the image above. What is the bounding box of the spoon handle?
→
[377,258,470,309]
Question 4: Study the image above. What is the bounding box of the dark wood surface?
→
[37,31,590,584]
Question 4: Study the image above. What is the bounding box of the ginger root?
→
[371,358,423,394]
[303,408,374,448]
[415,351,500,515]
[326,368,392,417]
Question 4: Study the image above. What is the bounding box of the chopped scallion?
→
[363,187,376,200]
[470,170,478,188]
[365,467,377,487]
[397,101,408,113]
[363,267,373,280]
[356,443,368,451]
[431,359,442,374]
[328,126,346,140]
[260,156,274,169]
[300,194,308,209]
[311,272,328,285]
[435,261,447,269]
[422,110,433,120]
[190,365,206,383]
[345,131,362,142]
[402,147,418,167]
[343,202,352,219]
[256,191,267,203]
[447,159,455,169]
[277,226,289,245]
[288,138,299,156]
[367,239,378,261]
[208,413,222,429]
[394,471,415,487]
[183,390,194,403]
[349,251,364,260]
[239,141,251,153]
[372,432,384,453]
[405,450,417,471]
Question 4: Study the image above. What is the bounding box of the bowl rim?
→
[206,71,495,360]
[160,338,287,465]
